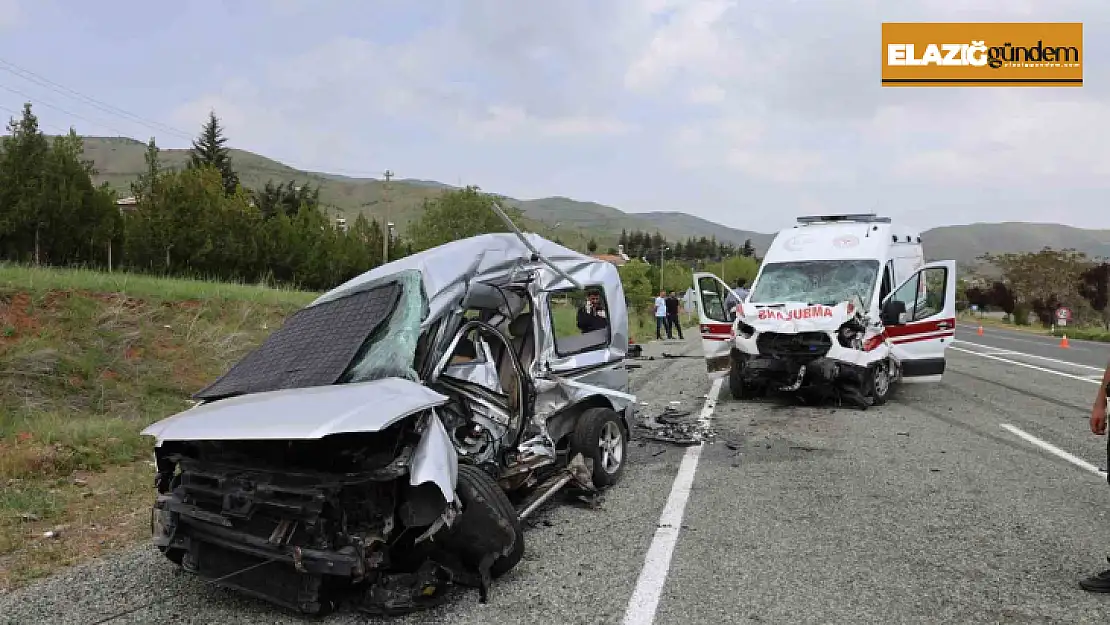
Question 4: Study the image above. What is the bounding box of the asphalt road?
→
[5,328,1110,624]
[957,320,1109,369]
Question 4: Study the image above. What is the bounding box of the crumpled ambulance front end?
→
[729,301,891,398]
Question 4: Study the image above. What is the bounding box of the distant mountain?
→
[73,136,1109,270]
[922,222,1110,262]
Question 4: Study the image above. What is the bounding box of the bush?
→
[1049,326,1110,342]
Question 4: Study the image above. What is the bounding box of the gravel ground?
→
[7,327,1110,624]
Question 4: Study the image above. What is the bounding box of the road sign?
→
[1056,306,1072,327]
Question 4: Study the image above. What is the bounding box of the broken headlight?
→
[735,321,755,339]
[836,320,865,349]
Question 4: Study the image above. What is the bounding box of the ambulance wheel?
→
[729,355,758,400]
[865,359,893,406]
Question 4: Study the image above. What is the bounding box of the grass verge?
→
[961,312,1110,342]
[0,264,315,591]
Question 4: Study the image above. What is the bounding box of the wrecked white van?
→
[693,214,956,408]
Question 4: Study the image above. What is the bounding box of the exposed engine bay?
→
[151,397,528,616]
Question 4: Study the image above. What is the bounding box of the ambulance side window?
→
[879,265,893,303]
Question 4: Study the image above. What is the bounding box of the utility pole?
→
[382,169,393,264]
[659,246,669,292]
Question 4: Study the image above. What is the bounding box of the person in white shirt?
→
[654,290,670,339]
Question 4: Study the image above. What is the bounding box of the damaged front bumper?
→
[151,456,463,616]
[737,353,869,389]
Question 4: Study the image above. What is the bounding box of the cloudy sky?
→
[0,0,1104,234]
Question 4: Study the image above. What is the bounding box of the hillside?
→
[75,136,1110,267]
[77,137,770,251]
[922,222,1110,263]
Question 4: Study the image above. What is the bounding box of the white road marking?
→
[952,339,1105,371]
[999,424,1105,476]
[949,346,1101,385]
[956,323,1097,349]
[622,375,723,625]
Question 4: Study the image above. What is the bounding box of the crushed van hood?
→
[141,377,449,445]
[740,301,856,334]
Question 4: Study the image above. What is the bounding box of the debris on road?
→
[635,406,716,445]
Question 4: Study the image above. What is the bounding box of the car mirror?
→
[881,299,907,326]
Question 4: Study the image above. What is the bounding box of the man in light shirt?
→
[654,290,670,339]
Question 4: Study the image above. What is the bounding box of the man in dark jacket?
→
[665,291,683,339]
[576,289,608,333]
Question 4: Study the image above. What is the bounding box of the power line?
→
[0,102,70,134]
[0,60,396,181]
[0,56,193,141]
[0,82,135,137]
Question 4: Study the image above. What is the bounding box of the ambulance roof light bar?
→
[795,213,891,225]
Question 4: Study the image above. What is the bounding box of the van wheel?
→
[865,359,893,406]
[570,407,626,488]
[453,464,525,578]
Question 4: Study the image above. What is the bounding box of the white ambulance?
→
[692,214,956,408]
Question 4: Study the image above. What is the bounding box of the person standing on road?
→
[654,290,670,340]
[1081,373,1110,592]
[665,291,684,340]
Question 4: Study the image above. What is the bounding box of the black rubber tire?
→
[163,547,185,566]
[455,463,525,578]
[729,352,758,400]
[569,407,627,488]
[865,359,893,407]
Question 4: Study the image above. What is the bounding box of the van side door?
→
[692,272,737,376]
[881,260,957,382]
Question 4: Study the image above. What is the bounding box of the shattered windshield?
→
[748,260,880,308]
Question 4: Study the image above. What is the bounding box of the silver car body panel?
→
[409,408,459,504]
[141,377,449,445]
[312,232,635,440]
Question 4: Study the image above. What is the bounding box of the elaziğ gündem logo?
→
[881,23,1083,87]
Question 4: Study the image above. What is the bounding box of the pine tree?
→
[131,137,162,201]
[188,110,240,196]
[0,103,50,263]
[587,238,598,253]
[741,238,755,257]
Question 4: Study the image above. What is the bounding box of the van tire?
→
[454,463,525,578]
[865,359,893,406]
[570,407,627,488]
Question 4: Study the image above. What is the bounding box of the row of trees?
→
[0,107,119,267]
[0,104,398,290]
[0,101,761,297]
[615,229,757,262]
[967,248,1110,328]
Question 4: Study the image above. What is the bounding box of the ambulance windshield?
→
[748,259,881,309]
